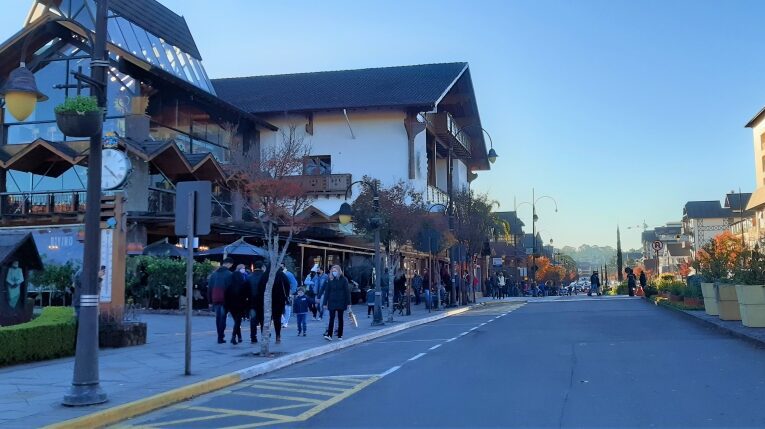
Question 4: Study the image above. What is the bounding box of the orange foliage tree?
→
[694,231,743,281]
[534,256,566,284]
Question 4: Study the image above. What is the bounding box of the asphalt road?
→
[118,297,765,428]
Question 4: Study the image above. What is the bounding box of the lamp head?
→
[487,147,498,164]
[1,64,48,121]
[338,202,353,225]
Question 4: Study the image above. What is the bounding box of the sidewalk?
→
[650,301,765,347]
[0,298,505,429]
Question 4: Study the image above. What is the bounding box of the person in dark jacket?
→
[589,271,601,296]
[271,267,290,343]
[626,267,637,296]
[393,269,406,304]
[366,287,376,317]
[226,264,249,345]
[639,271,647,289]
[292,287,310,336]
[208,258,234,344]
[323,265,351,341]
[314,267,329,321]
[248,264,265,343]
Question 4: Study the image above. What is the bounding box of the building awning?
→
[0,137,231,184]
[746,187,765,211]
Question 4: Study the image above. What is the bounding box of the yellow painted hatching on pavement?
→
[119,375,381,428]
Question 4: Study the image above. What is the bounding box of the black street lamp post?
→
[517,188,558,284]
[338,180,384,326]
[427,203,452,311]
[0,1,110,406]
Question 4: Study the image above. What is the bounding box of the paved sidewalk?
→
[0,299,500,429]
[650,302,765,347]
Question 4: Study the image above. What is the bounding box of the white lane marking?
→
[429,344,442,350]
[445,337,457,342]
[380,366,401,377]
[469,327,478,331]
[459,332,469,336]
[408,353,426,361]
[479,323,487,326]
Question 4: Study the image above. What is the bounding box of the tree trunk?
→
[260,266,276,356]
[387,253,397,322]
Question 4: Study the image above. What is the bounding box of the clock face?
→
[101,148,132,190]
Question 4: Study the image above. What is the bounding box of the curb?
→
[645,298,765,349]
[46,304,486,429]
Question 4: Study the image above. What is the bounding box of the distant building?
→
[682,201,732,258]
[724,192,755,248]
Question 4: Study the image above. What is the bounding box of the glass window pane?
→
[106,16,127,49]
[144,32,172,71]
[193,139,229,163]
[6,122,63,144]
[115,17,140,57]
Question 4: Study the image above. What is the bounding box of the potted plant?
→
[733,246,765,327]
[669,282,685,303]
[695,232,743,318]
[54,95,103,137]
[98,306,147,348]
[682,278,703,308]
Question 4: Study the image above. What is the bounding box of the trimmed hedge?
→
[0,307,76,366]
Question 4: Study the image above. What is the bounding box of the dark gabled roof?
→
[494,211,525,235]
[666,243,692,257]
[0,233,43,270]
[641,230,657,243]
[683,201,732,219]
[109,0,202,60]
[724,192,752,212]
[211,62,469,114]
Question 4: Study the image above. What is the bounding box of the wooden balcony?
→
[427,111,472,158]
[282,174,352,196]
[0,190,87,224]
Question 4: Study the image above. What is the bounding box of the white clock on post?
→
[101,148,132,190]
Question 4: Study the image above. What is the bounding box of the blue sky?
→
[1,0,761,249]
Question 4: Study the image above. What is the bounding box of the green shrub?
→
[669,282,685,296]
[54,95,99,114]
[613,281,628,295]
[0,307,75,366]
[126,256,219,309]
[644,285,659,298]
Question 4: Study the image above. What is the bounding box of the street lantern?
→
[338,202,353,225]
[0,63,48,121]
[487,147,498,164]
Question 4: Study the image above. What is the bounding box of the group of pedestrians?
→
[206,258,354,345]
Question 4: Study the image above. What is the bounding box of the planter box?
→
[717,284,741,321]
[701,283,719,316]
[669,294,683,303]
[55,111,103,137]
[735,284,765,328]
[683,296,702,307]
[99,321,147,348]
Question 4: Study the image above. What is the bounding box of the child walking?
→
[293,287,310,336]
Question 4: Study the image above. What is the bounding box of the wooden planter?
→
[683,296,703,307]
[717,284,741,321]
[735,284,765,328]
[99,321,147,348]
[55,111,103,137]
[669,294,683,303]
[701,282,719,316]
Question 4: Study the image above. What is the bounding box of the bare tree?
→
[229,124,313,355]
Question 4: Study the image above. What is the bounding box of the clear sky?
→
[2,0,761,250]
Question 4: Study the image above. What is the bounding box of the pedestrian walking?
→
[315,266,328,320]
[248,263,265,343]
[304,266,318,320]
[588,271,601,297]
[497,272,506,299]
[293,287,310,336]
[323,265,351,341]
[394,269,406,304]
[626,267,637,297]
[281,263,298,328]
[639,271,647,289]
[366,286,375,317]
[271,266,290,344]
[422,269,431,310]
[208,258,233,344]
[412,271,423,305]
[226,264,249,345]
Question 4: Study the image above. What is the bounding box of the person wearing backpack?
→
[208,258,233,344]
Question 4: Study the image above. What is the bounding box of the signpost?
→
[175,181,211,376]
[652,240,664,275]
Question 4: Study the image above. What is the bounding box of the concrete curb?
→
[46,304,484,429]
[645,298,765,349]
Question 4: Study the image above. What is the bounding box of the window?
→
[303,155,331,175]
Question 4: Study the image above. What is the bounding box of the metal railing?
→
[282,173,352,195]
[426,185,449,205]
[0,190,87,216]
[147,187,232,218]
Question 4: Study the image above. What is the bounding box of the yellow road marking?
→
[186,405,294,421]
[229,392,323,404]
[294,376,380,421]
[298,378,361,388]
[254,380,347,392]
[244,384,337,396]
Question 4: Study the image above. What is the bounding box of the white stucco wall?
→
[259,110,430,216]
[752,117,765,188]
[690,217,729,254]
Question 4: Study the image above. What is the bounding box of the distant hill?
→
[559,244,641,268]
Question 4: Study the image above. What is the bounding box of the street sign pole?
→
[185,192,194,376]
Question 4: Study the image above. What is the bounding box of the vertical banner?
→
[100,229,113,302]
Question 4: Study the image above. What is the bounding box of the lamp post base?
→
[63,384,107,407]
